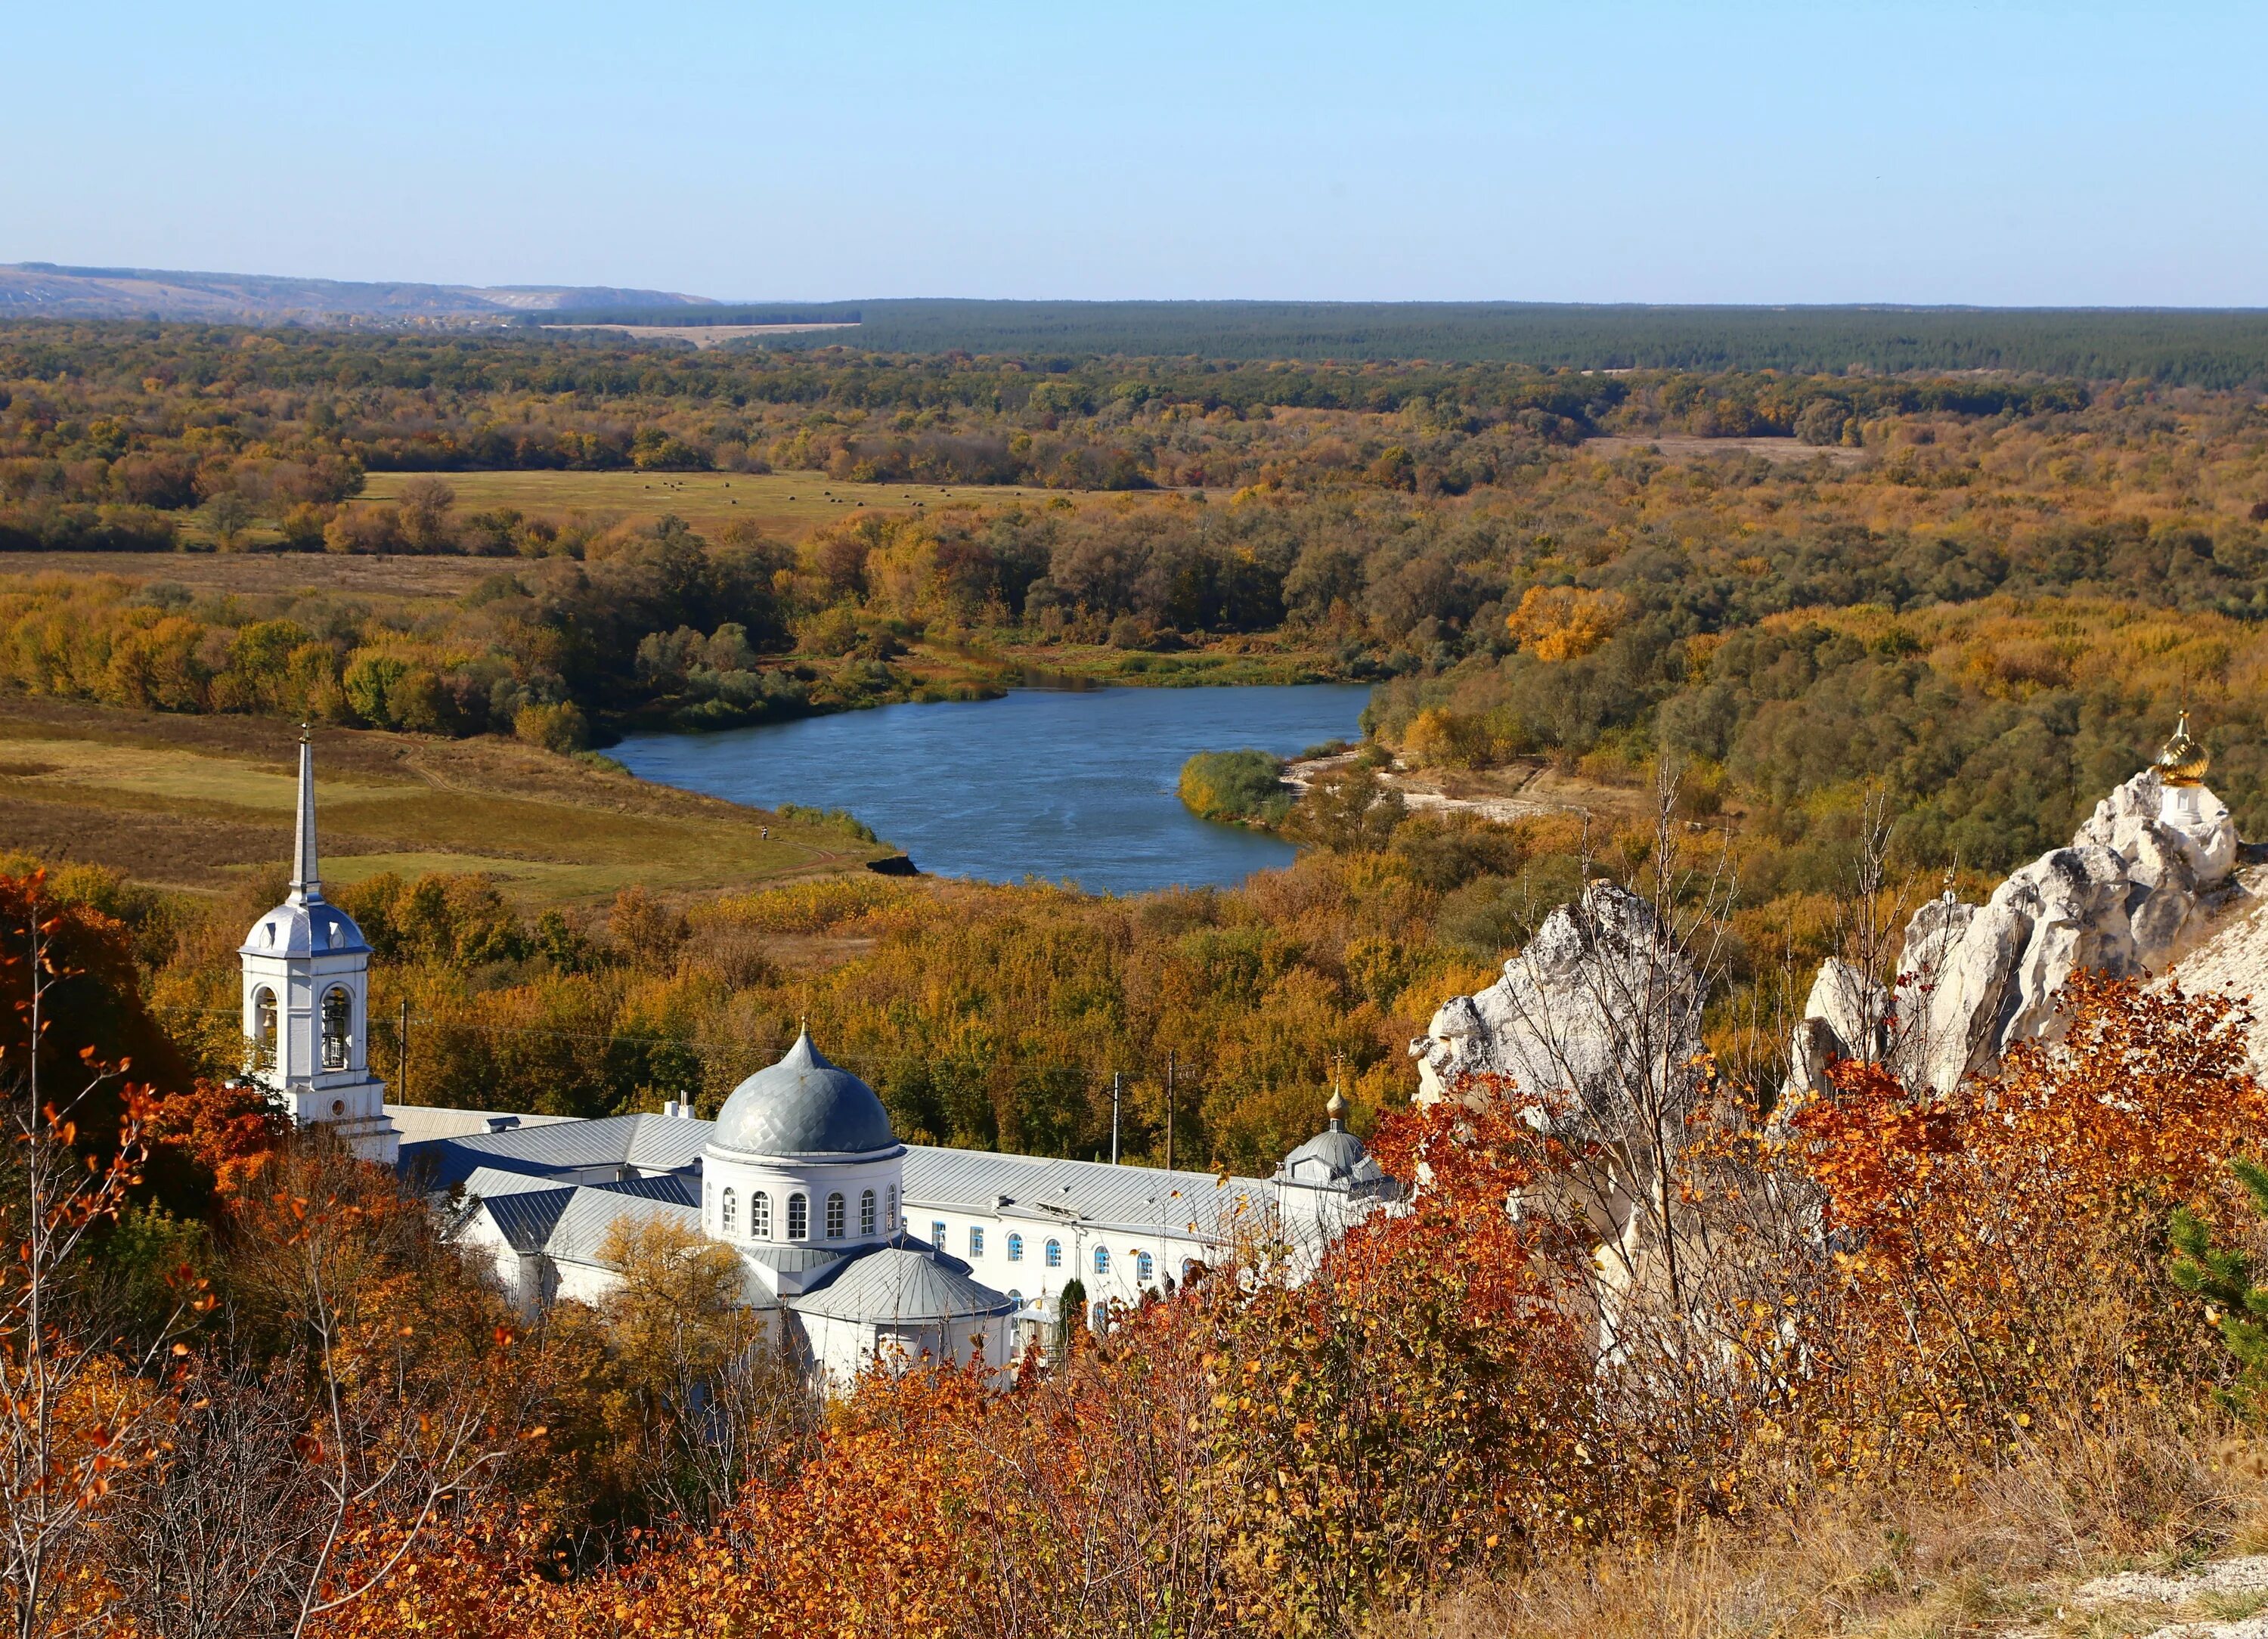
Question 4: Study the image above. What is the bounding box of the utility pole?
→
[1165,1051,1176,1173]
[1111,1071,1121,1166]
[398,996,410,1104]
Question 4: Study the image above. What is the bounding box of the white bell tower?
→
[238,731,399,1165]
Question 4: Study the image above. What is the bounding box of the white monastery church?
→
[245,736,1393,1384]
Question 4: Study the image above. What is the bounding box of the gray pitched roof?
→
[386,1105,581,1146]
[417,1109,1279,1244]
[476,1187,576,1254]
[592,1173,699,1208]
[401,1113,711,1190]
[711,1030,898,1158]
[900,1146,1271,1238]
[460,1165,567,1199]
[544,1190,700,1267]
[789,1243,1015,1323]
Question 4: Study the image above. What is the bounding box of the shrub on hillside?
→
[1177,748,1291,826]
[514,700,589,754]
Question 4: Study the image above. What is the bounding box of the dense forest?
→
[615,299,2268,383]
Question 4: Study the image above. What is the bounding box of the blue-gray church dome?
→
[710,1030,900,1158]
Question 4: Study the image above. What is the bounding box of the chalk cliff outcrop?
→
[1797,764,2242,1095]
[1410,881,1703,1135]
[1409,740,2251,1114]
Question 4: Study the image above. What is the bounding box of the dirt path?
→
[1283,751,1642,825]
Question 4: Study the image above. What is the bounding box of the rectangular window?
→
[931,1219,947,1250]
[968,1226,984,1257]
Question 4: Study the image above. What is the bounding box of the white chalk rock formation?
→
[1410,881,1703,1135]
[1787,959,1892,1098]
[1792,740,2243,1095]
[1898,843,2142,1092]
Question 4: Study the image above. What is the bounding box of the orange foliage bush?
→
[1784,974,2268,1474]
[1504,584,1629,662]
[303,977,2268,1637]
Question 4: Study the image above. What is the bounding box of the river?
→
[611,683,1372,894]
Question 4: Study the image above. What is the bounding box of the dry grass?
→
[357,468,1168,541]
[1582,434,1869,468]
[1384,1411,2268,1639]
[0,691,892,904]
[0,550,503,599]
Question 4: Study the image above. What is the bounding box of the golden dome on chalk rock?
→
[2155,712,2210,789]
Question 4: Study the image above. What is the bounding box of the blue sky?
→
[7,1,2262,304]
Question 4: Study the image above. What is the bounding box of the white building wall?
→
[904,1202,1244,1328]
[793,1309,1013,1389]
[703,1150,904,1252]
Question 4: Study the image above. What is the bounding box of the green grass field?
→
[358,469,1132,539]
[0,693,895,904]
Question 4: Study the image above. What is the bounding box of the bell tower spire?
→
[290,723,320,902]
[239,730,398,1166]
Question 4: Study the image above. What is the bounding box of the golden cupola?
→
[2155,712,2210,789]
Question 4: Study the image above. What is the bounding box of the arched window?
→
[860,1188,876,1236]
[1090,1302,1109,1333]
[1006,1233,1024,1263]
[1180,1258,1198,1287]
[1044,1238,1062,1269]
[968,1226,984,1257]
[786,1192,808,1241]
[249,987,278,1072]
[720,1188,737,1235]
[1007,1289,1024,1309]
[320,986,352,1070]
[886,1185,899,1230]
[826,1191,846,1240]
[751,1191,772,1239]
[1092,1246,1111,1276]
[1136,1250,1154,1284]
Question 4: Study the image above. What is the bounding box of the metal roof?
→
[711,1030,899,1159]
[239,894,369,961]
[414,1109,1280,1243]
[789,1242,1015,1323]
[386,1106,581,1146]
[401,1113,711,1190]
[474,1187,576,1254]
[460,1165,569,1199]
[592,1173,699,1208]
[900,1146,1272,1238]
[742,1244,850,1273]
[544,1191,700,1267]
[1278,1127,1382,1187]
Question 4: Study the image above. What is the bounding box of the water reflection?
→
[612,684,1371,894]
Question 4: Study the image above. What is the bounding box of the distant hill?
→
[8,267,2268,383]
[0,263,713,321]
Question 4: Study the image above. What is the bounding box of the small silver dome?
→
[710,1030,899,1157]
[240,894,370,959]
[1280,1126,1381,1185]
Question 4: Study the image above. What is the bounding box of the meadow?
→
[358,467,1125,542]
[0,691,890,903]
